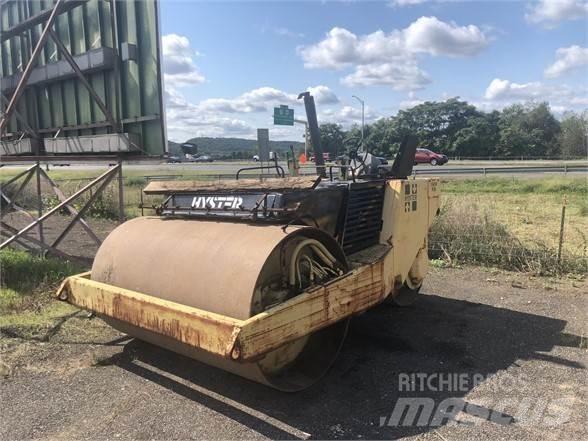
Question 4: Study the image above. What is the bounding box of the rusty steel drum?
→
[91,217,349,391]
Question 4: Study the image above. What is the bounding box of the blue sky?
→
[160,0,588,142]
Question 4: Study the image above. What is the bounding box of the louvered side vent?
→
[341,182,385,255]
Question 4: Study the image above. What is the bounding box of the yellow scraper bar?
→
[56,260,386,362]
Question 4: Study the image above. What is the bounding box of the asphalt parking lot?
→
[1,266,586,440]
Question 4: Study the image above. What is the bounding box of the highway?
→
[1,159,587,179]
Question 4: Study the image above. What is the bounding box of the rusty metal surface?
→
[58,273,242,358]
[57,253,386,364]
[238,260,385,360]
[91,217,304,320]
[89,217,350,390]
[142,176,319,195]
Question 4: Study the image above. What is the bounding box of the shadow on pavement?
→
[106,292,585,439]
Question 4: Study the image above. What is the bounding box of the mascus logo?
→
[191,196,243,209]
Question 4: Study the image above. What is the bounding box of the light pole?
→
[352,95,365,149]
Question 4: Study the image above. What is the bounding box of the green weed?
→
[429,200,587,275]
[0,249,82,293]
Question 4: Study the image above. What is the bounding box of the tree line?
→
[318,99,588,159]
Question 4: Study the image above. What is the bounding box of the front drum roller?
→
[91,217,349,391]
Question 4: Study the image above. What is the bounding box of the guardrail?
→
[294,163,587,177]
[142,164,586,180]
[411,164,587,176]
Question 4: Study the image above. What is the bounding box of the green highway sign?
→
[273,105,294,126]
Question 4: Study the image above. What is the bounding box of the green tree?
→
[452,111,500,157]
[319,123,345,155]
[498,102,560,157]
[393,98,480,153]
[558,111,588,158]
[363,118,402,157]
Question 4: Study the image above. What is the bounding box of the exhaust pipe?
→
[298,91,326,177]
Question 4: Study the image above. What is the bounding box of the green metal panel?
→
[0,0,165,155]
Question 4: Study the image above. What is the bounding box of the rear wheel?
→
[430,158,438,166]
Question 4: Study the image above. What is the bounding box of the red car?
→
[414,148,448,166]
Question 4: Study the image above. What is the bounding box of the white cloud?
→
[274,27,305,38]
[390,0,427,6]
[164,85,339,140]
[197,85,338,113]
[319,105,380,126]
[298,17,489,91]
[162,34,205,86]
[484,79,549,100]
[164,89,254,140]
[525,0,588,28]
[544,45,588,78]
[199,87,298,113]
[307,85,340,104]
[342,62,431,91]
[481,77,588,113]
[404,16,489,57]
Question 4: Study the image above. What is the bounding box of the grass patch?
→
[1,249,82,293]
[0,301,78,340]
[0,249,84,336]
[442,177,587,195]
[126,176,147,187]
[429,199,587,275]
[579,199,588,217]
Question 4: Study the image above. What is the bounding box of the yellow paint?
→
[57,178,440,361]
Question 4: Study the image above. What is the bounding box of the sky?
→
[159,0,588,142]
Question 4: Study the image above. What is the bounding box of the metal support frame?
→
[35,161,45,248]
[0,0,65,135]
[0,0,87,43]
[0,163,122,261]
[0,166,37,222]
[0,95,39,139]
[1,221,78,261]
[50,172,116,249]
[48,29,119,131]
[39,168,101,245]
[0,0,120,141]
[117,158,125,222]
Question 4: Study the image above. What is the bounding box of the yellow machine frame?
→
[56,177,440,362]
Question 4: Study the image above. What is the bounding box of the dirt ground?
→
[2,212,118,261]
[0,266,586,441]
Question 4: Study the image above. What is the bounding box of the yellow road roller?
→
[57,93,440,391]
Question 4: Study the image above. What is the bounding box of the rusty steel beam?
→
[0,0,65,135]
[0,221,84,263]
[0,165,36,215]
[0,95,38,139]
[48,29,119,131]
[35,162,44,249]
[0,155,119,163]
[39,167,101,246]
[0,0,86,42]
[0,164,119,250]
[50,171,115,249]
[0,229,36,252]
[0,163,36,187]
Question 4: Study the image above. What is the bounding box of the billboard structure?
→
[0,0,166,156]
